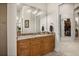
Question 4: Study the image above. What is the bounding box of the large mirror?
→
[16,4,47,36]
[74,9,79,37]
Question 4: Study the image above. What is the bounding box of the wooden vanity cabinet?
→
[17,35,55,56]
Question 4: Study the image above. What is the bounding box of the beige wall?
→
[7,4,17,56]
[0,3,7,56]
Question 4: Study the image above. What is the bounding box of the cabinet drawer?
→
[17,39,30,48]
[17,39,31,56]
[30,38,41,46]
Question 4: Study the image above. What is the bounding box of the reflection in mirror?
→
[16,3,47,37]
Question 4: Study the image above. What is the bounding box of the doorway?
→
[0,3,7,56]
[59,3,79,56]
[64,18,71,36]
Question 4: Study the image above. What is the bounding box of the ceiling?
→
[26,3,47,11]
[17,3,62,15]
[17,3,47,12]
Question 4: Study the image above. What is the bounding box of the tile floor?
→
[60,37,79,56]
[44,51,64,56]
[44,36,79,56]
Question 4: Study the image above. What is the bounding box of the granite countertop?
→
[17,33,55,40]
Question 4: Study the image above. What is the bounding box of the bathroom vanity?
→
[16,4,55,56]
[17,33,55,56]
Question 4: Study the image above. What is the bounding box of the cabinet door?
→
[44,37,51,54]
[31,45,41,56]
[51,35,55,49]
[48,39,55,52]
[41,36,55,55]
[30,38,41,56]
[40,36,49,55]
[44,37,49,50]
[0,3,7,56]
[17,47,31,56]
[17,39,31,56]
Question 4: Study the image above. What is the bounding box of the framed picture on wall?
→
[25,20,29,28]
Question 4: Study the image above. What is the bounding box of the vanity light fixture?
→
[32,10,38,15]
[37,11,43,16]
[27,9,32,13]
